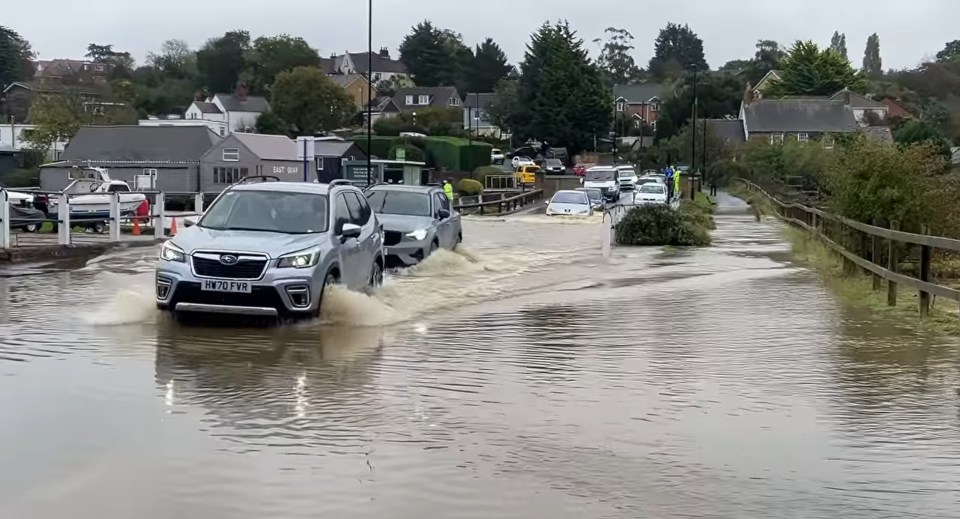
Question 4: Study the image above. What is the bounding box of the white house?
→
[184,86,270,134]
[0,123,69,160]
[320,49,413,87]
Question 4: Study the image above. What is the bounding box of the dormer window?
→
[418,95,430,105]
[449,97,460,106]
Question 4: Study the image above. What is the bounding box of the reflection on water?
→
[1,201,959,518]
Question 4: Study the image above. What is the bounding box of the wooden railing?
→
[454,189,544,215]
[739,178,960,316]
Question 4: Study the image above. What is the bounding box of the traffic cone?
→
[169,217,178,236]
[132,217,141,235]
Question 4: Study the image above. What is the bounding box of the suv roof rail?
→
[328,179,362,187]
[236,175,281,184]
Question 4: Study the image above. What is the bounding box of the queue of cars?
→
[155,178,462,322]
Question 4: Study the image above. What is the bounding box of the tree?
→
[488,77,519,138]
[0,26,34,88]
[766,41,867,97]
[648,23,708,80]
[399,21,472,88]
[593,27,643,85]
[895,119,951,157]
[24,92,135,153]
[196,30,250,94]
[509,21,611,154]
[243,35,320,93]
[465,38,511,93]
[739,39,787,85]
[147,39,196,79]
[255,110,289,136]
[935,40,960,63]
[655,71,743,140]
[829,31,848,62]
[85,43,134,70]
[270,66,355,135]
[862,33,882,78]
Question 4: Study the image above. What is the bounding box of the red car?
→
[573,164,586,176]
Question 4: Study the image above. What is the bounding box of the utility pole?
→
[366,0,373,186]
[701,118,707,191]
[689,66,699,201]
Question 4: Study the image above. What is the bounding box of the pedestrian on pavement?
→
[709,176,718,197]
[672,166,681,201]
[664,165,675,200]
[443,179,455,202]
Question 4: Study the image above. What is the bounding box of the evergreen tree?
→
[829,31,848,61]
[648,23,708,80]
[511,21,611,154]
[465,38,510,92]
[399,21,471,87]
[0,26,34,88]
[767,40,866,97]
[862,33,882,78]
[196,30,251,94]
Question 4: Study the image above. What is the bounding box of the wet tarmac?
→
[0,194,958,518]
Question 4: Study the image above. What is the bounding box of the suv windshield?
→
[199,190,329,234]
[366,189,432,216]
[618,169,636,178]
[639,184,666,194]
[585,170,615,181]
[552,192,587,205]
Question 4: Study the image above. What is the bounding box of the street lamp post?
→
[366,0,373,186]
[689,66,699,200]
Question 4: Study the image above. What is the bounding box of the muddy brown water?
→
[0,195,958,518]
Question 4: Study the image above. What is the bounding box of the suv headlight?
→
[159,241,185,262]
[278,247,321,269]
[406,229,428,241]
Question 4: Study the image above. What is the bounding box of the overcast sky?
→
[7,0,956,71]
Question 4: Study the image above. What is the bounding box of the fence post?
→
[919,224,932,317]
[194,192,205,213]
[870,219,881,291]
[842,223,857,276]
[57,194,70,246]
[154,192,166,240]
[108,192,121,242]
[0,190,9,249]
[887,220,898,307]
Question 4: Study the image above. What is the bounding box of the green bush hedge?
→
[388,143,425,162]
[615,204,711,246]
[355,135,491,171]
[456,178,484,196]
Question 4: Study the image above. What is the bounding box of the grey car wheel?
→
[370,261,383,289]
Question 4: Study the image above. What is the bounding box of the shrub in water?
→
[615,204,711,246]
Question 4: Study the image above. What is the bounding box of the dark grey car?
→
[365,184,462,268]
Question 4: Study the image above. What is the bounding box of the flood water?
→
[1,194,959,518]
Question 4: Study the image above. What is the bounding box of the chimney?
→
[379,47,389,59]
[234,81,249,101]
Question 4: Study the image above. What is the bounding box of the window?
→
[316,156,324,171]
[449,97,460,106]
[418,95,429,105]
[212,166,248,184]
[95,64,105,72]
[352,192,372,223]
[333,194,350,234]
[405,95,414,105]
[107,183,130,193]
[222,148,240,161]
[797,133,809,143]
[823,135,835,149]
[343,192,367,225]
[616,101,625,112]
[770,133,785,145]
[435,193,451,214]
[136,168,158,190]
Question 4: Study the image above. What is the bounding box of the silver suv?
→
[155,178,384,319]
[364,184,462,267]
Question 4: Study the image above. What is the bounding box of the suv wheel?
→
[370,261,383,289]
[316,271,340,317]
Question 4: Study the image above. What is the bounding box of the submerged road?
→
[1,195,959,518]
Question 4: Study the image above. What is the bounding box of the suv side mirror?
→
[340,222,362,241]
[437,208,451,220]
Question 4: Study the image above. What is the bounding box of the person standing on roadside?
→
[672,166,681,201]
[709,176,718,196]
[443,179,455,202]
[664,165,675,200]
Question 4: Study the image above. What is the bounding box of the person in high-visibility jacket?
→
[443,179,454,202]
[672,166,681,200]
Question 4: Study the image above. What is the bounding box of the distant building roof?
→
[193,102,222,114]
[57,126,221,163]
[321,51,408,75]
[232,133,298,161]
[743,99,859,134]
[213,93,270,113]
[705,119,746,143]
[829,88,886,109]
[614,83,664,103]
[314,140,364,158]
[464,93,496,109]
[328,74,368,88]
[393,86,461,110]
[881,99,912,119]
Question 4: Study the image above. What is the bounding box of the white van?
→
[582,166,620,202]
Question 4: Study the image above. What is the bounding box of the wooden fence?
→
[739,179,960,317]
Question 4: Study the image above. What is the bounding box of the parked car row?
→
[155,178,462,323]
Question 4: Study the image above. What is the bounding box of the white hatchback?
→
[636,182,668,205]
[546,190,593,216]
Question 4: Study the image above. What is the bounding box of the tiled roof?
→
[464,93,496,109]
[705,119,746,143]
[232,133,297,161]
[393,86,461,109]
[829,88,886,109]
[59,126,221,162]
[194,102,222,114]
[213,94,270,113]
[743,99,859,133]
[613,83,664,103]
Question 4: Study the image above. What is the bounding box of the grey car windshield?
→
[366,190,432,216]
[199,190,329,233]
[586,170,615,181]
[545,159,562,166]
[552,192,588,204]
[581,189,602,200]
[639,184,666,194]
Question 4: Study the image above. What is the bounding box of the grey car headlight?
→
[159,241,185,262]
[406,229,428,241]
[278,246,321,268]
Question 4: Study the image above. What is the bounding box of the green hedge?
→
[355,135,491,171]
[615,204,711,246]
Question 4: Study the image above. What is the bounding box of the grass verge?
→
[784,225,960,335]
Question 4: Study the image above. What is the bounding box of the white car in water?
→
[546,190,593,216]
[635,182,669,205]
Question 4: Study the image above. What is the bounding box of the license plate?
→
[201,279,252,293]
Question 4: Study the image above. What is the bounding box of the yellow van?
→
[515,165,539,186]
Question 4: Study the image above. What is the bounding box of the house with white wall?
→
[184,84,270,134]
[0,123,69,159]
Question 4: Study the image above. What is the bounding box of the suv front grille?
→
[384,231,403,246]
[192,254,267,279]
